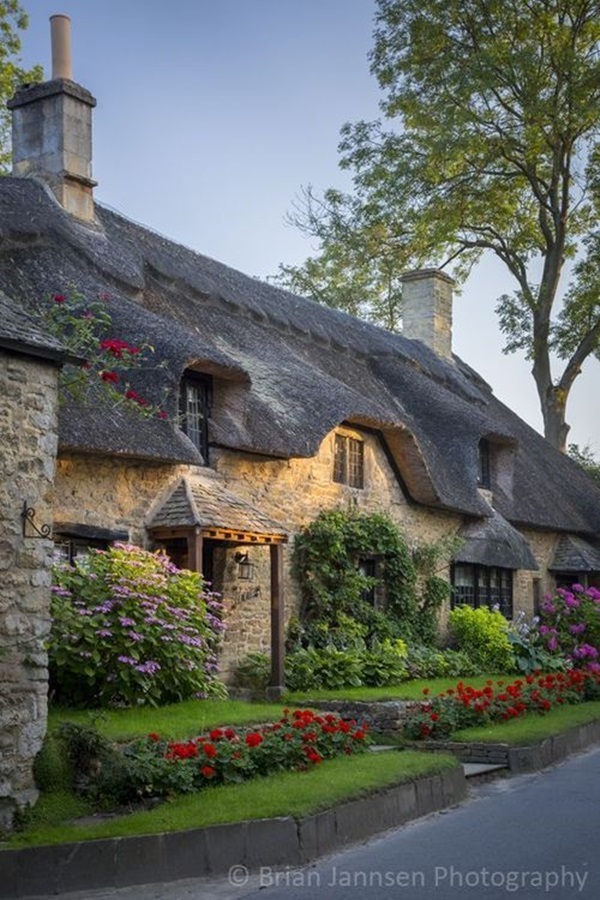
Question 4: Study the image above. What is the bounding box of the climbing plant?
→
[293,508,451,644]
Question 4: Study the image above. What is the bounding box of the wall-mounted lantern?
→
[235,550,255,581]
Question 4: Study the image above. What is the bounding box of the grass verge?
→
[48,699,288,742]
[6,751,458,848]
[284,675,515,704]
[452,701,600,745]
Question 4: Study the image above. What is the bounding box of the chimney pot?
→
[50,14,72,80]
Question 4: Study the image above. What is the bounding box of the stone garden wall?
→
[0,349,59,828]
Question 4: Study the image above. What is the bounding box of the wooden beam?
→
[267,542,285,698]
[200,527,287,545]
[188,526,203,574]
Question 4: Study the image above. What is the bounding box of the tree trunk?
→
[541,386,570,453]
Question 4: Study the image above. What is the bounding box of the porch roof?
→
[549,534,600,573]
[454,508,538,571]
[147,477,288,544]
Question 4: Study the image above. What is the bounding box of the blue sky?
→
[17,0,599,451]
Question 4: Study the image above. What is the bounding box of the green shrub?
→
[233,652,271,692]
[448,606,514,672]
[292,509,420,642]
[49,544,227,707]
[360,640,408,686]
[538,585,600,668]
[286,647,364,691]
[405,644,481,679]
[33,734,73,793]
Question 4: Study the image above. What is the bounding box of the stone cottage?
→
[1,15,600,824]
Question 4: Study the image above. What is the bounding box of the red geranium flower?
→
[203,742,217,758]
[200,765,216,778]
[246,733,264,748]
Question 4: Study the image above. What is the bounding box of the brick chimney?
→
[8,15,97,222]
[401,268,454,359]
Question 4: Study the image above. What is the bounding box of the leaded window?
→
[180,373,211,462]
[451,564,513,618]
[333,433,364,489]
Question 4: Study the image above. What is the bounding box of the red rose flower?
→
[203,742,217,758]
[100,370,119,384]
[200,765,216,778]
[53,293,66,303]
[245,732,264,748]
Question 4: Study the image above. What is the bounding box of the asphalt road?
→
[25,745,600,900]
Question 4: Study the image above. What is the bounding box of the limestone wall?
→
[0,349,59,828]
[54,429,463,679]
[52,427,565,681]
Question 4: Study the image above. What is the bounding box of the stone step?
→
[462,761,507,781]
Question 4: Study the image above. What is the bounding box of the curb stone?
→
[0,768,467,899]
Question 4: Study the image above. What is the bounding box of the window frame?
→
[179,371,212,463]
[451,563,513,618]
[333,431,365,489]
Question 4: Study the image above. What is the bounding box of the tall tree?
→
[0,1,41,172]
[275,0,600,451]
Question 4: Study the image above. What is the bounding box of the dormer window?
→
[478,439,491,488]
[180,372,211,463]
[333,432,364,489]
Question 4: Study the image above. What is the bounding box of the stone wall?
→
[0,349,59,829]
[52,426,563,681]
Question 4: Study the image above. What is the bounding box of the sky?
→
[16,0,599,452]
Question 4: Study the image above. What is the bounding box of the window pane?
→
[180,375,210,461]
[452,564,475,608]
[333,434,347,484]
[348,438,364,488]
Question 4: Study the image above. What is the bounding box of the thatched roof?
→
[0,177,599,535]
[454,507,539,570]
[0,290,70,362]
[549,535,600,574]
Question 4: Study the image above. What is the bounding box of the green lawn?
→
[284,674,515,704]
[48,699,288,742]
[452,700,600,745]
[6,751,458,848]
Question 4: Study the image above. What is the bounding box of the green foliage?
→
[233,651,272,693]
[405,644,481,680]
[33,289,169,417]
[271,186,404,331]
[568,444,600,488]
[292,507,443,643]
[538,584,600,668]
[278,0,600,448]
[0,2,42,172]
[286,647,364,691]
[33,733,73,794]
[506,611,568,675]
[448,606,515,672]
[54,711,372,811]
[49,544,226,708]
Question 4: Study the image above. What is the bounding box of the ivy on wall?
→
[292,508,456,645]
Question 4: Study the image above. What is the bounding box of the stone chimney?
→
[8,15,97,222]
[401,268,454,359]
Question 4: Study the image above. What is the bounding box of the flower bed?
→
[404,669,600,740]
[59,709,372,807]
